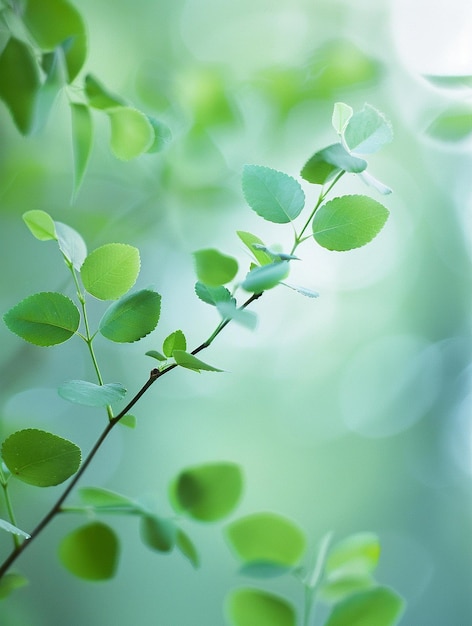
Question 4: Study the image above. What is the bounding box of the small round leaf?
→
[241,262,289,293]
[140,515,177,553]
[22,210,57,241]
[0,573,29,600]
[80,243,140,300]
[193,249,238,286]
[108,107,154,160]
[227,588,296,626]
[58,522,119,580]
[324,586,405,626]
[99,289,161,343]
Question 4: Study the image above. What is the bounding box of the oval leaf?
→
[81,243,140,300]
[242,165,305,223]
[0,573,29,600]
[3,292,80,346]
[193,248,238,286]
[169,462,243,522]
[140,515,177,552]
[55,221,88,270]
[22,210,57,241]
[173,350,222,373]
[78,487,139,512]
[236,231,273,265]
[163,330,187,357]
[70,103,93,197]
[312,195,389,251]
[58,522,119,580]
[84,74,125,110]
[344,104,393,154]
[195,282,233,306]
[326,532,381,578]
[226,512,306,568]
[176,529,200,568]
[1,429,81,487]
[301,144,367,185]
[324,586,405,626]
[58,380,127,407]
[227,588,296,626]
[241,262,289,293]
[108,107,154,160]
[99,289,161,343]
[426,104,472,142]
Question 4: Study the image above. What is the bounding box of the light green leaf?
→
[0,518,31,539]
[146,116,172,153]
[324,586,405,626]
[332,102,353,135]
[227,588,296,626]
[78,487,139,512]
[22,210,57,241]
[326,532,380,577]
[216,301,257,330]
[58,522,119,580]
[118,414,136,429]
[173,350,222,373]
[301,144,366,185]
[281,283,319,298]
[242,165,305,223]
[0,37,40,134]
[84,74,125,110]
[163,330,187,357]
[176,529,200,568]
[99,289,161,343]
[140,515,177,553]
[193,248,238,286]
[55,221,88,270]
[344,104,393,154]
[80,243,140,300]
[33,47,66,132]
[252,245,299,261]
[23,0,87,82]
[3,292,80,346]
[108,107,154,160]
[319,574,375,603]
[70,103,93,197]
[0,573,29,600]
[58,380,127,407]
[426,104,472,141]
[1,428,81,487]
[145,349,167,362]
[312,195,389,251]
[169,462,243,521]
[195,282,234,306]
[236,231,273,265]
[226,512,306,568]
[241,262,289,293]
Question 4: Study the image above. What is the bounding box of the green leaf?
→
[236,231,273,265]
[332,102,353,135]
[227,588,296,626]
[1,429,81,487]
[163,330,187,357]
[319,574,375,603]
[169,462,243,521]
[193,248,238,286]
[326,533,381,578]
[22,210,57,241]
[242,165,305,223]
[146,116,172,153]
[58,380,127,407]
[79,487,139,513]
[252,245,299,261]
[23,0,87,82]
[0,37,40,134]
[0,518,31,540]
[84,74,125,110]
[108,107,155,160]
[58,522,119,580]
[81,243,140,300]
[99,289,161,343]
[344,104,393,154]
[301,143,367,185]
[118,414,136,429]
[173,350,222,373]
[216,301,258,331]
[176,529,200,568]
[0,573,29,600]
[426,104,472,141]
[423,74,472,89]
[140,515,177,553]
[195,282,233,306]
[70,103,93,197]
[226,512,306,568]
[55,221,88,270]
[312,195,389,251]
[145,349,167,362]
[3,292,80,346]
[33,47,67,133]
[324,586,405,626]
[241,262,289,293]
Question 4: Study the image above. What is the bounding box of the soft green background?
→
[1,0,471,624]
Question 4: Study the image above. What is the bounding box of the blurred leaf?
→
[70,103,93,197]
[163,330,187,357]
[236,231,273,266]
[319,574,375,603]
[23,0,87,82]
[176,529,200,568]
[252,245,298,261]
[193,248,238,286]
[195,282,234,306]
[242,165,305,224]
[0,573,29,600]
[0,518,31,539]
[344,104,393,154]
[0,37,40,134]
[281,283,319,298]
[241,262,289,293]
[146,116,172,153]
[173,350,223,373]
[239,562,292,578]
[119,414,136,429]
[22,210,57,241]
[99,289,161,343]
[301,143,366,185]
[80,243,140,300]
[426,104,472,141]
[1,429,81,487]
[326,532,381,577]
[140,515,177,552]
[79,487,139,512]
[84,74,125,110]
[423,74,472,89]
[58,380,127,407]
[332,102,353,135]
[3,292,80,346]
[170,462,243,521]
[216,301,258,330]
[312,195,389,251]
[58,522,119,580]
[324,586,405,626]
[108,107,154,160]
[357,171,392,195]
[145,349,166,362]
[226,512,306,568]
[55,221,88,270]
[33,47,66,132]
[227,588,296,626]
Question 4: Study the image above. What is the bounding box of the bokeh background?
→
[1,0,471,624]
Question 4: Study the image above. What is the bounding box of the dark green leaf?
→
[301,143,367,185]
[163,330,187,357]
[324,586,405,626]
[108,107,155,160]
[236,231,273,265]
[146,116,172,153]
[145,349,167,361]
[81,243,140,300]
[312,195,389,251]
[140,515,177,552]
[193,248,238,286]
[426,104,472,141]
[58,380,127,407]
[0,573,29,600]
[1,429,81,487]
[173,350,222,373]
[169,462,243,521]
[344,104,393,154]
[99,289,161,343]
[241,262,289,293]
[242,165,305,223]
[84,74,125,110]
[70,103,93,197]
[22,210,57,241]
[227,588,296,626]
[3,292,80,346]
[195,282,233,306]
[0,518,30,539]
[55,221,88,270]
[176,529,200,568]
[58,522,119,580]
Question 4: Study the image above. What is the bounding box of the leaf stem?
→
[0,470,20,550]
